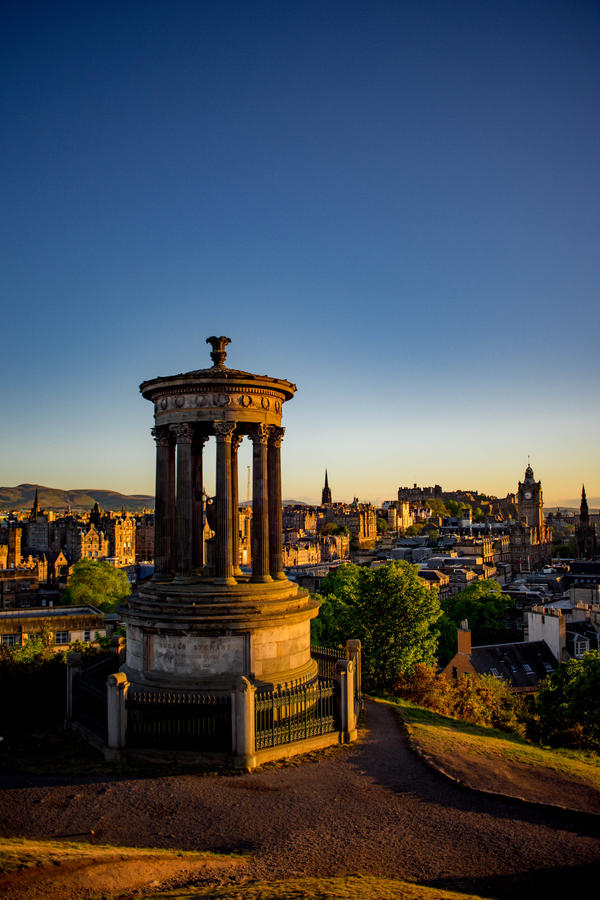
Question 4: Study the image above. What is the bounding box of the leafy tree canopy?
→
[63,559,131,612]
[405,523,424,536]
[376,517,389,533]
[444,580,515,646]
[311,561,442,691]
[322,522,349,536]
[425,498,449,517]
[537,650,600,751]
[436,614,458,666]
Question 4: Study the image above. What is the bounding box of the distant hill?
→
[0,483,154,514]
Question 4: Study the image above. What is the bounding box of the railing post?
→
[66,651,83,726]
[233,676,256,771]
[335,659,357,743]
[106,671,129,759]
[111,634,127,663]
[346,638,362,705]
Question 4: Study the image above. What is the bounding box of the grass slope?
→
[0,838,246,900]
[0,840,492,900]
[153,876,491,899]
[388,697,600,814]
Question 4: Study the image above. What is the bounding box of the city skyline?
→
[2,2,598,506]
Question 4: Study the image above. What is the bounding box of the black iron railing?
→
[126,688,232,752]
[71,653,118,741]
[311,644,345,680]
[255,677,339,750]
[72,674,109,741]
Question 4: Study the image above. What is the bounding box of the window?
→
[523,663,533,675]
[490,667,501,677]
[55,631,70,645]
[1,634,20,646]
[84,631,91,642]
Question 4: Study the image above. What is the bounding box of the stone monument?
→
[121,337,320,694]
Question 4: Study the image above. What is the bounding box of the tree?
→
[405,523,424,536]
[445,500,461,517]
[377,516,389,534]
[444,580,515,645]
[312,561,442,691]
[322,522,349,536]
[436,614,458,666]
[537,651,600,750]
[425,498,449,517]
[63,559,131,612]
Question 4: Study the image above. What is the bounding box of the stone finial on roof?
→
[206,336,231,369]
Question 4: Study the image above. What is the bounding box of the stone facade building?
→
[509,463,552,572]
[135,512,155,563]
[322,501,377,545]
[65,521,110,563]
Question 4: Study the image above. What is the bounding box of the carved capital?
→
[249,424,269,446]
[213,420,236,441]
[268,426,285,448]
[151,426,171,448]
[170,423,194,444]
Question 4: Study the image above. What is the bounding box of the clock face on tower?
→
[524,491,532,499]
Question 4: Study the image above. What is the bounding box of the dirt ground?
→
[0,843,247,900]
[1,702,599,900]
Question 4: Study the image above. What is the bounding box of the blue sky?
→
[2,1,598,506]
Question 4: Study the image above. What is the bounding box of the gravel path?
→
[1,701,599,898]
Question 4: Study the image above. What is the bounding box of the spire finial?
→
[206,336,231,369]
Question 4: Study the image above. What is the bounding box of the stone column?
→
[231,434,243,576]
[151,425,175,578]
[250,424,271,583]
[171,423,194,580]
[268,426,285,580]
[214,420,237,585]
[192,433,207,572]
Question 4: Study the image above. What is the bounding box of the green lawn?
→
[387,696,600,806]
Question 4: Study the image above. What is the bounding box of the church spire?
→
[321,469,332,506]
[31,486,40,519]
[580,484,589,523]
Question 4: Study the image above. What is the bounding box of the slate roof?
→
[469,640,557,690]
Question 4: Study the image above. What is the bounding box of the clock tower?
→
[517,462,544,531]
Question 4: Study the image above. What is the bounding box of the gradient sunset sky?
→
[2,1,598,507]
